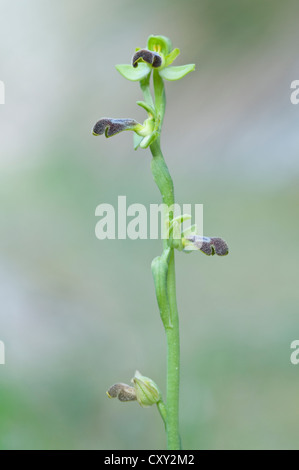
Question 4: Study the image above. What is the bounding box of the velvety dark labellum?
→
[209,237,229,256]
[93,118,139,137]
[187,235,229,256]
[132,49,162,68]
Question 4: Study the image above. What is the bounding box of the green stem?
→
[141,66,180,449]
[150,139,181,450]
[165,249,180,450]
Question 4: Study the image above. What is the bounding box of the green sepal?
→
[147,35,172,55]
[140,130,159,149]
[115,63,151,81]
[136,100,156,118]
[159,64,195,81]
[165,48,180,67]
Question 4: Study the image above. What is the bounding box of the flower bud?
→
[132,371,162,407]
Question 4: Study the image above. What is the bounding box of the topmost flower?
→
[115,35,195,82]
[93,35,195,150]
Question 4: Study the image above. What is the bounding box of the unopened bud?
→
[132,370,162,407]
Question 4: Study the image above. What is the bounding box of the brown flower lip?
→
[186,235,229,256]
[93,118,139,137]
[106,383,137,402]
[132,49,162,68]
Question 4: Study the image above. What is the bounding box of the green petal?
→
[165,48,180,67]
[115,63,151,81]
[159,64,195,81]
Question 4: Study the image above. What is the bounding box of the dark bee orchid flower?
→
[116,35,195,82]
[168,216,229,256]
[106,371,162,408]
[93,118,140,137]
[132,49,162,68]
[92,114,156,149]
[184,235,229,256]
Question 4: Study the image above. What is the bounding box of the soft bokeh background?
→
[1,0,299,450]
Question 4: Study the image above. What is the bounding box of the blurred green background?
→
[1,0,299,450]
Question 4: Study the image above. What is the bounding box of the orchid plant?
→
[93,35,228,450]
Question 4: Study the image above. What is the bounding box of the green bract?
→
[136,100,156,118]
